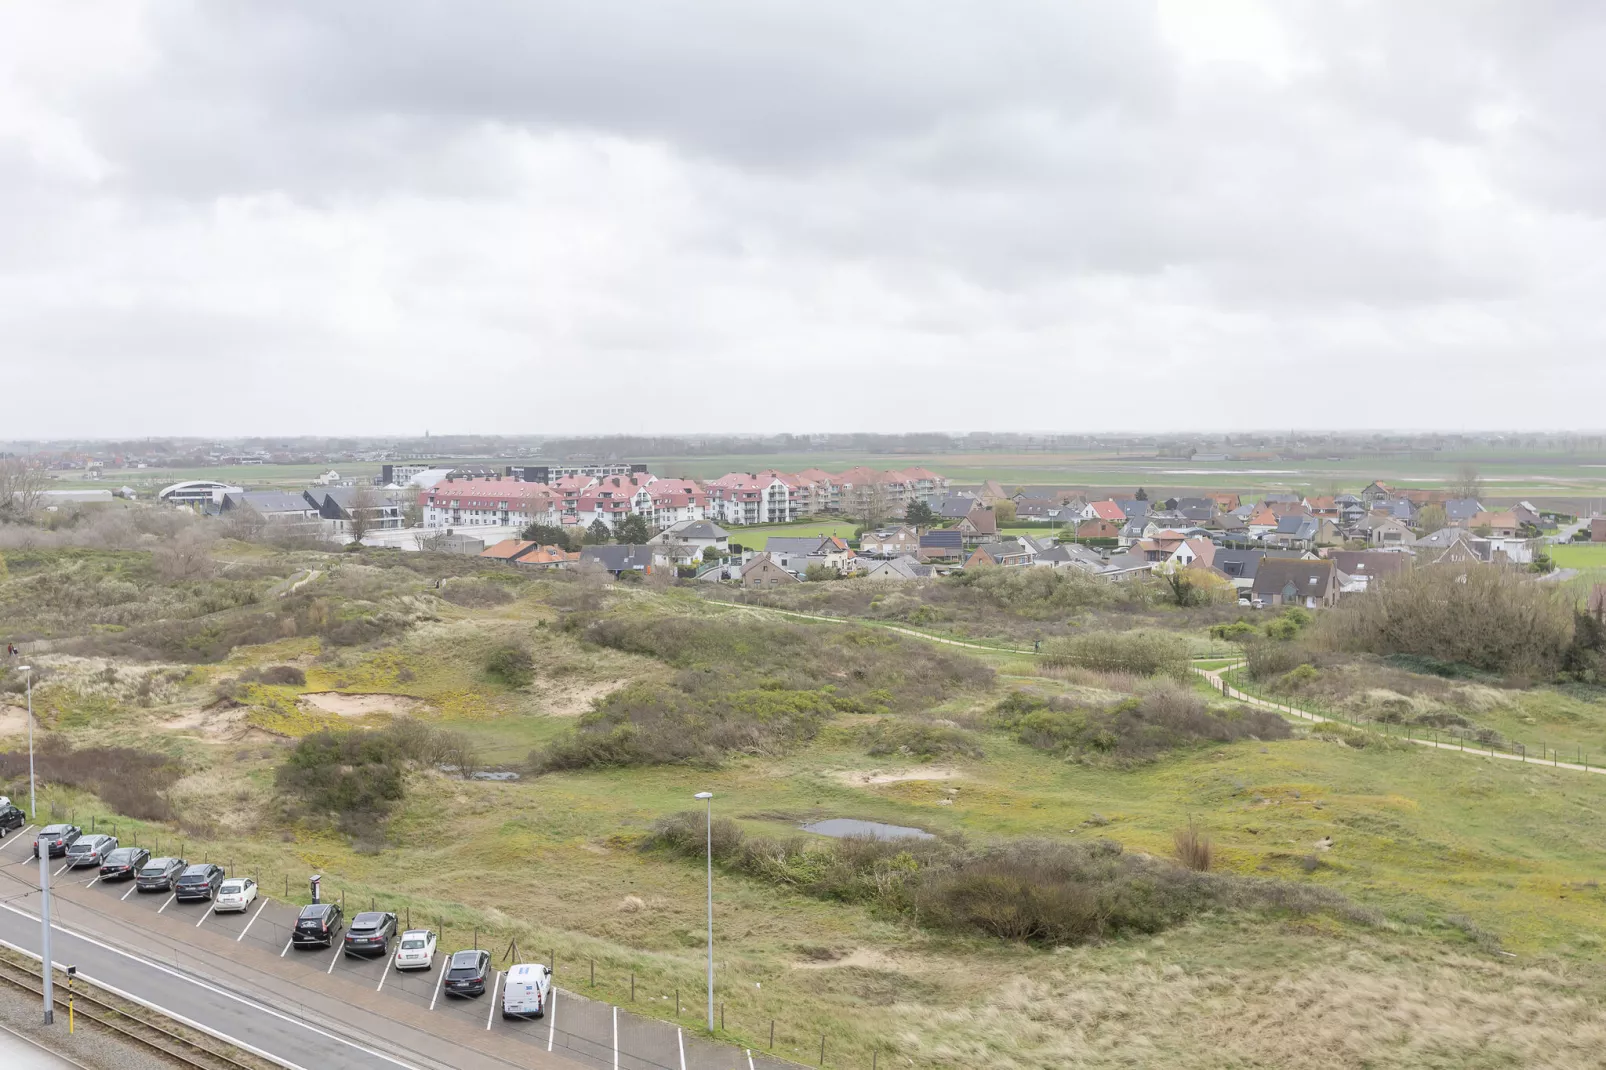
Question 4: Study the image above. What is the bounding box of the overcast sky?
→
[4,2,1604,438]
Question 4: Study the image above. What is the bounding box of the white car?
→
[501,962,552,1019]
[214,877,258,913]
[393,929,438,971]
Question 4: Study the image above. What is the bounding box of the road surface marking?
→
[238,899,266,943]
[196,902,216,927]
[429,960,447,1010]
[156,892,176,914]
[0,904,425,1070]
[86,876,100,889]
[485,971,501,1030]
[121,883,138,901]
[376,955,393,992]
[612,1005,619,1070]
[546,985,557,1051]
[748,1051,755,1070]
[327,941,344,974]
[280,934,294,957]
[0,826,35,851]
[678,1027,686,1070]
[53,860,72,878]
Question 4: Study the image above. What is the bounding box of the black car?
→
[342,911,397,957]
[293,903,344,949]
[0,804,25,837]
[174,863,226,902]
[99,847,151,881]
[443,949,491,997]
[33,824,81,859]
[136,857,187,892]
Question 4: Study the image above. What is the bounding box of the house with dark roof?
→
[579,544,663,575]
[1444,499,1485,524]
[765,536,832,557]
[859,526,920,558]
[1329,550,1411,592]
[1251,558,1338,608]
[1032,543,1108,574]
[918,529,965,561]
[965,542,1033,568]
[936,494,980,520]
[956,508,998,545]
[1212,549,1266,596]
[739,552,802,588]
[864,555,934,582]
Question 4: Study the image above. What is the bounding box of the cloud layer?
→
[3,1,1603,437]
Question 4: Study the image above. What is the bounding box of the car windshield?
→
[450,952,482,969]
[400,938,427,950]
[352,912,386,928]
[139,862,171,875]
[299,906,330,920]
[40,826,67,836]
[180,865,210,877]
[106,849,136,863]
[67,842,92,853]
[220,880,246,893]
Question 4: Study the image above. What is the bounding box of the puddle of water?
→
[802,818,933,841]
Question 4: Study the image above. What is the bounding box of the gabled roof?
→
[766,536,831,556]
[225,490,317,514]
[480,539,538,560]
[1250,557,1336,600]
[660,520,728,540]
[1087,500,1126,521]
[739,552,801,581]
[937,494,979,519]
[919,529,964,548]
[1275,514,1318,537]
[580,545,656,572]
[960,508,997,535]
[1213,548,1266,580]
[867,556,932,579]
[1444,499,1484,521]
[1328,551,1412,580]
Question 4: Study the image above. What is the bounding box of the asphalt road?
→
[0,826,792,1070]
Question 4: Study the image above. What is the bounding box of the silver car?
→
[66,833,118,868]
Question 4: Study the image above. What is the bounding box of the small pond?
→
[801,818,934,841]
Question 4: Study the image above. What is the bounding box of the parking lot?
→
[2,828,797,1070]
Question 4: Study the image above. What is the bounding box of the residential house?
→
[219,490,326,536]
[579,544,662,576]
[812,537,860,574]
[307,486,404,534]
[1328,550,1411,592]
[918,529,965,562]
[1251,558,1338,608]
[1245,504,1279,535]
[646,519,730,565]
[1013,497,1060,520]
[1513,501,1542,529]
[864,556,934,582]
[1115,500,1151,523]
[1074,518,1122,540]
[511,545,580,569]
[1032,543,1108,574]
[1080,500,1127,524]
[1335,494,1366,526]
[1360,481,1395,504]
[1355,515,1416,548]
[965,542,1034,568]
[1169,498,1219,523]
[1303,496,1340,520]
[765,536,831,558]
[1375,498,1417,523]
[1097,551,1154,582]
[859,526,920,557]
[480,539,540,562]
[978,480,1009,505]
[1212,549,1266,597]
[1468,511,1518,538]
[1163,537,1216,572]
[956,508,999,545]
[936,494,980,520]
[739,553,802,588]
[1444,499,1485,524]
[1204,492,1241,512]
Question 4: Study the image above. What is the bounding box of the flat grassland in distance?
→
[723,519,860,550]
[10,547,1606,1068]
[1549,543,1606,570]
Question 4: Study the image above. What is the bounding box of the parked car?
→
[0,804,26,837]
[33,824,82,859]
[66,833,118,868]
[99,847,151,881]
[215,877,258,913]
[393,929,438,972]
[443,949,492,997]
[343,911,397,957]
[175,863,226,902]
[501,962,552,1019]
[136,857,187,892]
[292,903,344,949]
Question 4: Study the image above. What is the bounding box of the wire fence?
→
[1210,666,1599,772]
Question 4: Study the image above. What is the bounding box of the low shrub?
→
[860,719,984,761]
[439,580,517,608]
[0,741,180,821]
[644,814,1367,946]
[1209,620,1261,643]
[1041,631,1190,678]
[992,684,1291,760]
[485,644,535,687]
[275,718,479,833]
[1173,818,1213,871]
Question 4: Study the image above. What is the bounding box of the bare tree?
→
[155,527,216,580]
[346,484,379,544]
[0,458,48,523]
[221,505,265,542]
[1449,463,1484,501]
[851,481,891,528]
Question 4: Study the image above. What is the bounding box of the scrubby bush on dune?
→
[484,644,535,687]
[1040,630,1191,678]
[0,740,181,821]
[644,814,1371,946]
[859,718,984,761]
[991,683,1291,760]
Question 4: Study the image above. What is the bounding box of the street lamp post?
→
[20,666,34,819]
[694,791,714,1032]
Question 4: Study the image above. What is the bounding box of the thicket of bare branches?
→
[0,459,48,522]
[1322,564,1572,678]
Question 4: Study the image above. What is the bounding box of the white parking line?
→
[747,1050,755,1070]
[546,985,557,1051]
[485,971,501,1030]
[376,955,393,992]
[280,935,294,958]
[86,876,100,890]
[195,902,217,928]
[121,883,139,901]
[326,941,344,974]
[678,1027,686,1070]
[429,960,447,1011]
[53,860,72,878]
[237,899,266,943]
[612,1005,619,1070]
[156,892,177,914]
[0,825,35,850]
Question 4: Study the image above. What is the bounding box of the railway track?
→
[0,954,267,1070]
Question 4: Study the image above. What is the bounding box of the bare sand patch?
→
[299,692,431,717]
[833,767,962,787]
[541,678,626,717]
[162,704,252,740]
[0,705,28,738]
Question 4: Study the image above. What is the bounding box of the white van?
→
[501,963,552,1019]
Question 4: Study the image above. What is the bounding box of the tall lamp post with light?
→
[694,791,715,1032]
[18,664,51,1024]
[18,665,35,819]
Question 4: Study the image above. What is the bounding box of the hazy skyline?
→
[5,2,1605,437]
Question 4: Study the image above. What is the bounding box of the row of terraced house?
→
[419,466,949,532]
